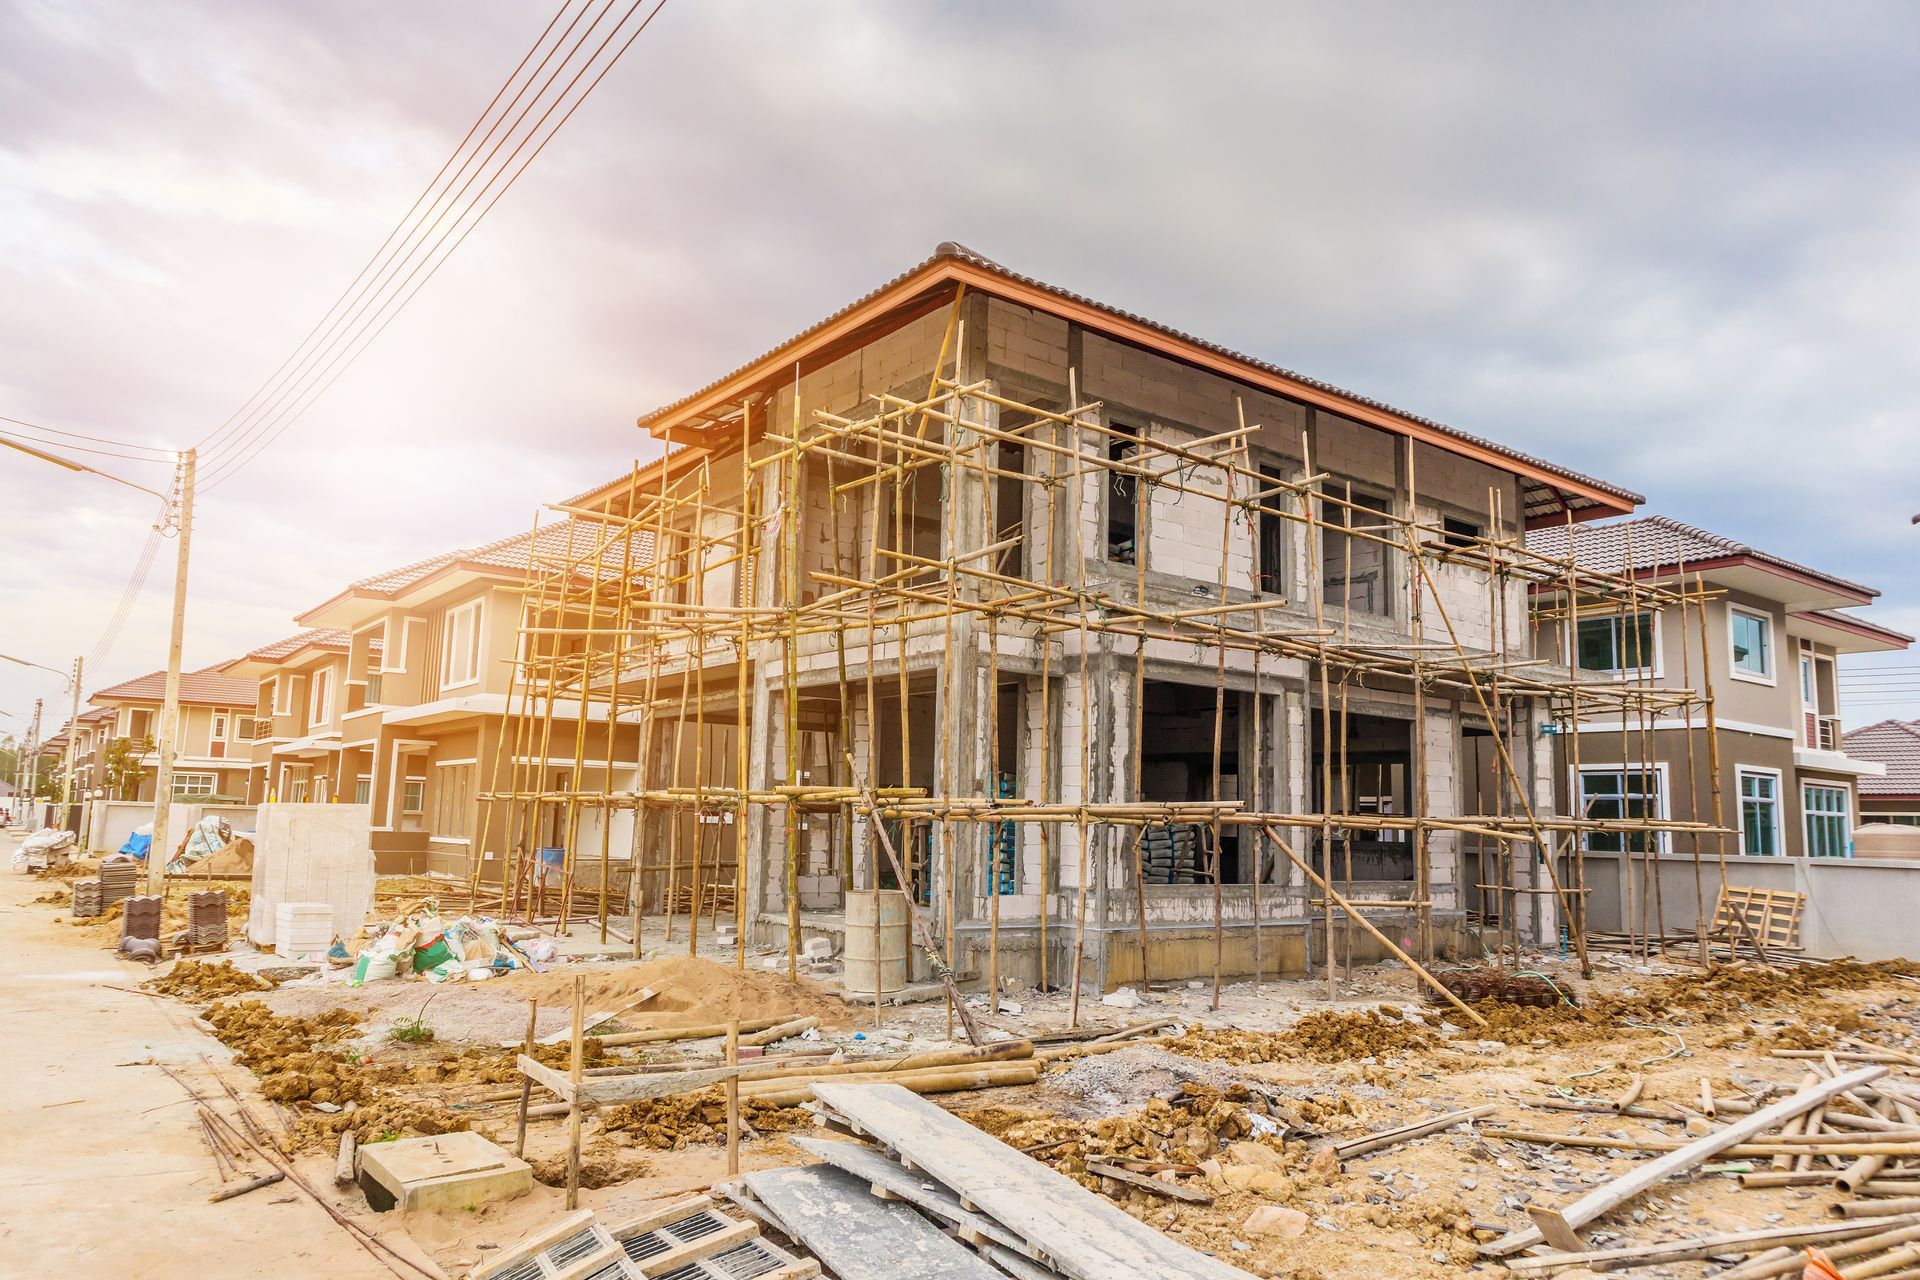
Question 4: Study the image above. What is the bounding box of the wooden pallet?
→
[474,1195,816,1280]
[1711,885,1805,951]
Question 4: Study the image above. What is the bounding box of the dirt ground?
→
[16,853,1920,1280]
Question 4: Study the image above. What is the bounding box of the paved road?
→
[0,848,422,1278]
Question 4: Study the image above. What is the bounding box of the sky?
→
[3,0,1920,738]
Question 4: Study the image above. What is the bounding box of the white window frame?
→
[1728,605,1776,685]
[1573,762,1671,853]
[352,775,372,806]
[272,674,293,715]
[441,599,483,691]
[1736,766,1784,857]
[1574,609,1662,680]
[309,667,334,726]
[235,714,257,742]
[210,712,229,741]
[401,776,427,815]
[1803,782,1851,858]
[172,771,217,799]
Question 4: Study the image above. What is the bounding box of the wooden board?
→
[810,1083,1253,1280]
[791,1136,1037,1260]
[1712,885,1806,950]
[744,1164,1004,1280]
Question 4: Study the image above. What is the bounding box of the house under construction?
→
[476,244,1726,1010]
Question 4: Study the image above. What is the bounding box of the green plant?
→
[103,735,153,800]
[390,1016,435,1044]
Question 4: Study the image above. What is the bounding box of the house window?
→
[235,715,257,741]
[1576,612,1655,675]
[172,772,217,799]
[352,777,372,805]
[442,599,483,688]
[1106,423,1140,565]
[1804,784,1850,858]
[309,669,333,726]
[1441,516,1482,549]
[272,676,291,716]
[1731,607,1773,681]
[286,776,309,803]
[1873,813,1920,827]
[1578,767,1664,853]
[1322,489,1393,617]
[210,713,228,741]
[1738,769,1781,856]
[402,778,426,815]
[1256,464,1287,594]
[435,764,475,840]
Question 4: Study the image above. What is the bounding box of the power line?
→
[83,506,169,675]
[196,0,670,494]
[0,423,173,465]
[0,413,175,458]
[199,0,662,490]
[194,0,590,464]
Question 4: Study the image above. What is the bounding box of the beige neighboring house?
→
[244,519,647,876]
[34,705,115,803]
[1841,719,1920,827]
[87,666,259,801]
[1529,515,1911,859]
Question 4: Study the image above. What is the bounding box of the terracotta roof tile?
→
[638,241,1642,509]
[1525,514,1876,598]
[1846,719,1920,797]
[91,664,257,707]
[346,519,655,599]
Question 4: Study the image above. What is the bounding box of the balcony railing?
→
[1818,715,1842,752]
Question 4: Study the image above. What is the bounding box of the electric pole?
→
[147,448,195,894]
[60,656,82,814]
[25,698,42,824]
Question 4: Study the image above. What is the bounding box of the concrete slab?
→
[355,1131,532,1214]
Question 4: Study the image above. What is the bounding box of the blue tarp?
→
[538,847,565,867]
[119,832,152,860]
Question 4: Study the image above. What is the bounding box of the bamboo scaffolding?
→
[479,376,1719,1011]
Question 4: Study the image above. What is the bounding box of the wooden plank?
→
[1083,1162,1211,1203]
[744,1164,1005,1280]
[1483,1064,1889,1257]
[472,1209,596,1280]
[519,1053,578,1104]
[810,1083,1252,1280]
[579,1063,755,1105]
[792,1136,1040,1260]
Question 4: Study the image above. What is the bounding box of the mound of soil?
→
[520,953,850,1032]
[1167,1010,1436,1064]
[530,1140,652,1189]
[148,960,275,999]
[601,1086,812,1149]
[297,1098,473,1150]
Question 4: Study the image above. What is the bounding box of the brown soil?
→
[601,1087,814,1149]
[519,954,850,1031]
[530,1139,652,1189]
[202,1000,375,1108]
[147,960,275,999]
[1166,1009,1437,1064]
[296,1097,474,1150]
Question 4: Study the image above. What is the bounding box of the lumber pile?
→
[721,1081,1257,1280]
[1483,1062,1920,1276]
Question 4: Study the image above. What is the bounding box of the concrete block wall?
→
[246,802,375,949]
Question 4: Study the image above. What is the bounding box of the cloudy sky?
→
[4,0,1919,736]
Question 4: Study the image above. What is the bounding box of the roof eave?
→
[636,253,1639,520]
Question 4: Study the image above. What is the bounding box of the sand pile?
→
[601,1087,813,1149]
[530,1141,652,1189]
[521,954,849,1031]
[148,960,275,999]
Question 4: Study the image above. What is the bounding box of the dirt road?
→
[0,855,422,1279]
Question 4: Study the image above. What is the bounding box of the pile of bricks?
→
[184,891,229,951]
[98,857,141,907]
[71,879,104,918]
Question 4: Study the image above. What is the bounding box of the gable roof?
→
[1525,514,1877,603]
[636,241,1642,527]
[1845,719,1920,797]
[241,628,383,664]
[91,665,257,708]
[302,518,656,623]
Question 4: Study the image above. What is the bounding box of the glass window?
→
[1739,771,1779,856]
[1579,768,1663,852]
[172,772,217,799]
[442,600,483,688]
[1576,613,1655,674]
[352,777,372,805]
[1804,784,1850,857]
[402,778,426,815]
[1732,609,1772,678]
